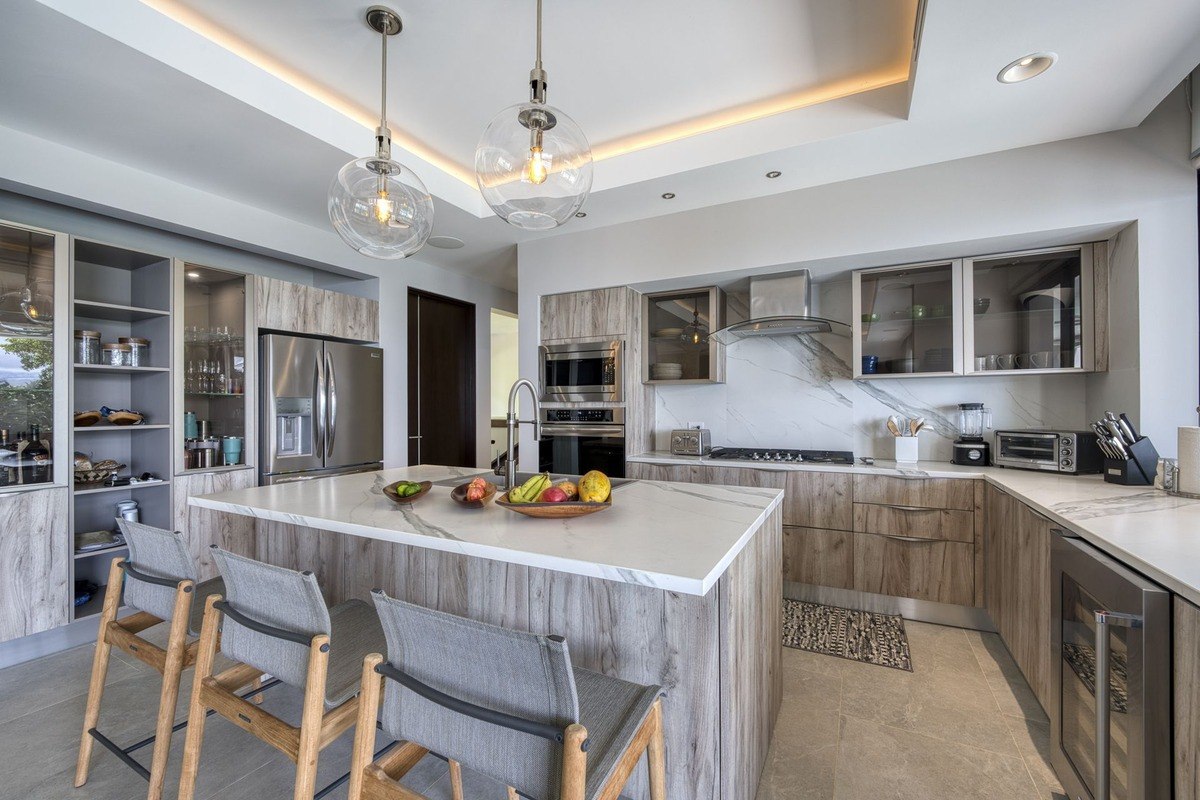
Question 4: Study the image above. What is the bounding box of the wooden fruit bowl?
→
[74,410,101,427]
[495,492,612,518]
[105,410,144,426]
[450,480,497,509]
[381,480,432,505]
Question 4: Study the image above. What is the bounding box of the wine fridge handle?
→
[1093,609,1142,800]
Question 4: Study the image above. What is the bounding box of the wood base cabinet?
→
[0,487,69,643]
[852,532,974,605]
[983,484,1052,711]
[1177,597,1200,800]
[783,526,854,590]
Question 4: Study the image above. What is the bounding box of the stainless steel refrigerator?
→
[259,333,383,485]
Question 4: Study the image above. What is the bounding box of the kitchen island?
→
[190,464,784,800]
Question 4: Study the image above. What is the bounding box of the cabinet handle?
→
[1093,609,1143,800]
[875,533,939,544]
[886,505,937,513]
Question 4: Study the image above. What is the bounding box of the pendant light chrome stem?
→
[529,0,547,104]
[365,6,402,161]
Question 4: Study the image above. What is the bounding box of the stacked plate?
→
[650,362,683,380]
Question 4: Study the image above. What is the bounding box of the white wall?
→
[518,88,1198,461]
[490,311,520,418]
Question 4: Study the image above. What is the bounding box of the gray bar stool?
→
[75,520,247,800]
[347,590,667,800]
[177,547,396,800]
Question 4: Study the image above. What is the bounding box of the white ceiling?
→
[1,0,1198,292]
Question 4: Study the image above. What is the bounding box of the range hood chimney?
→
[711,270,850,344]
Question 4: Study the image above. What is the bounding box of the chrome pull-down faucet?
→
[501,379,542,491]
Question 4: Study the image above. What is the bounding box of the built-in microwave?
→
[993,429,1104,474]
[539,340,623,403]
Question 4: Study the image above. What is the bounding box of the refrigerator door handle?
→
[326,350,337,458]
[314,351,326,459]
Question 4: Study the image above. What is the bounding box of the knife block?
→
[1103,437,1160,486]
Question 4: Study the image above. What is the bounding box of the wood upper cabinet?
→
[172,469,257,581]
[983,483,1053,711]
[0,487,69,643]
[1176,597,1200,800]
[540,287,631,342]
[255,275,379,342]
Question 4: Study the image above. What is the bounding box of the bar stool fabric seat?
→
[372,591,662,800]
[119,519,222,636]
[572,666,662,800]
[211,548,385,705]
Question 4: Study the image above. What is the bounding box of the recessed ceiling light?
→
[765,171,782,179]
[575,212,587,218]
[186,271,201,279]
[661,192,676,200]
[997,52,1057,84]
[427,236,465,250]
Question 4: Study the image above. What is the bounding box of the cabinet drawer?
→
[853,503,974,543]
[782,526,854,591]
[852,475,975,511]
[784,470,853,530]
[852,531,974,606]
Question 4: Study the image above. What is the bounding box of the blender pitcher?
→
[957,403,992,441]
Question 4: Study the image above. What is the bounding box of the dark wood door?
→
[408,290,476,467]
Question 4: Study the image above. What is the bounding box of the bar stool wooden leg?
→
[145,580,195,800]
[293,633,331,800]
[647,699,666,800]
[74,556,125,787]
[348,654,383,800]
[561,723,589,800]
[505,786,518,800]
[449,760,464,800]
[178,595,222,800]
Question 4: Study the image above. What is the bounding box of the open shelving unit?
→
[68,238,174,620]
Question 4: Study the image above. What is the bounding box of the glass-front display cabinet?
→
[643,287,725,383]
[964,245,1094,374]
[0,220,65,488]
[853,261,960,378]
[177,264,253,473]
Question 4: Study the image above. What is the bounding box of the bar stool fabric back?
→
[211,548,331,690]
[372,590,580,799]
[118,519,199,623]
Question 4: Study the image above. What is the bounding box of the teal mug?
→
[221,436,243,466]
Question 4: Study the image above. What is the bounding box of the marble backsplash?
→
[653,332,1088,461]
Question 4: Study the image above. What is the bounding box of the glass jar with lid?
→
[119,337,150,367]
[74,330,100,364]
[101,342,132,367]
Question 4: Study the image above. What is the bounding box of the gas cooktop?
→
[708,447,855,465]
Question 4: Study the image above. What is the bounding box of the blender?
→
[951,402,992,465]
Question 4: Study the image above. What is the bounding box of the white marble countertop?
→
[629,451,1200,606]
[189,464,783,597]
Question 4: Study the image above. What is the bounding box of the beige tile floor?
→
[0,619,1063,800]
[756,621,1066,800]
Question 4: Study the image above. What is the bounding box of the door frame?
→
[407,288,477,466]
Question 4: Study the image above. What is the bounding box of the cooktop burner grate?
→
[709,447,855,465]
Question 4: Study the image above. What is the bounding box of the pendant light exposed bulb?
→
[328,6,433,259]
[475,0,592,229]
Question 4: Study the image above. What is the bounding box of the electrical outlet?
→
[686,421,707,430]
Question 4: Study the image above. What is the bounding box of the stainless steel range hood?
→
[711,270,850,344]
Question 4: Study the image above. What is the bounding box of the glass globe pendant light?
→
[474,0,592,230]
[680,299,707,348]
[328,6,433,259]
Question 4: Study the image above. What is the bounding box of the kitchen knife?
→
[1118,413,1139,442]
[1105,430,1129,460]
[1103,417,1126,445]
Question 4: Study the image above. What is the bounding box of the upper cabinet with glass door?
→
[853,261,961,378]
[964,245,1094,375]
[0,221,64,489]
[643,287,725,383]
[177,264,253,473]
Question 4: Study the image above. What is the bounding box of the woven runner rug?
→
[782,599,913,671]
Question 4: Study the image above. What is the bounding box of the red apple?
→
[539,486,569,503]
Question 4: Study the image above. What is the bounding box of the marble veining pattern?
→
[628,451,1200,606]
[190,464,783,596]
